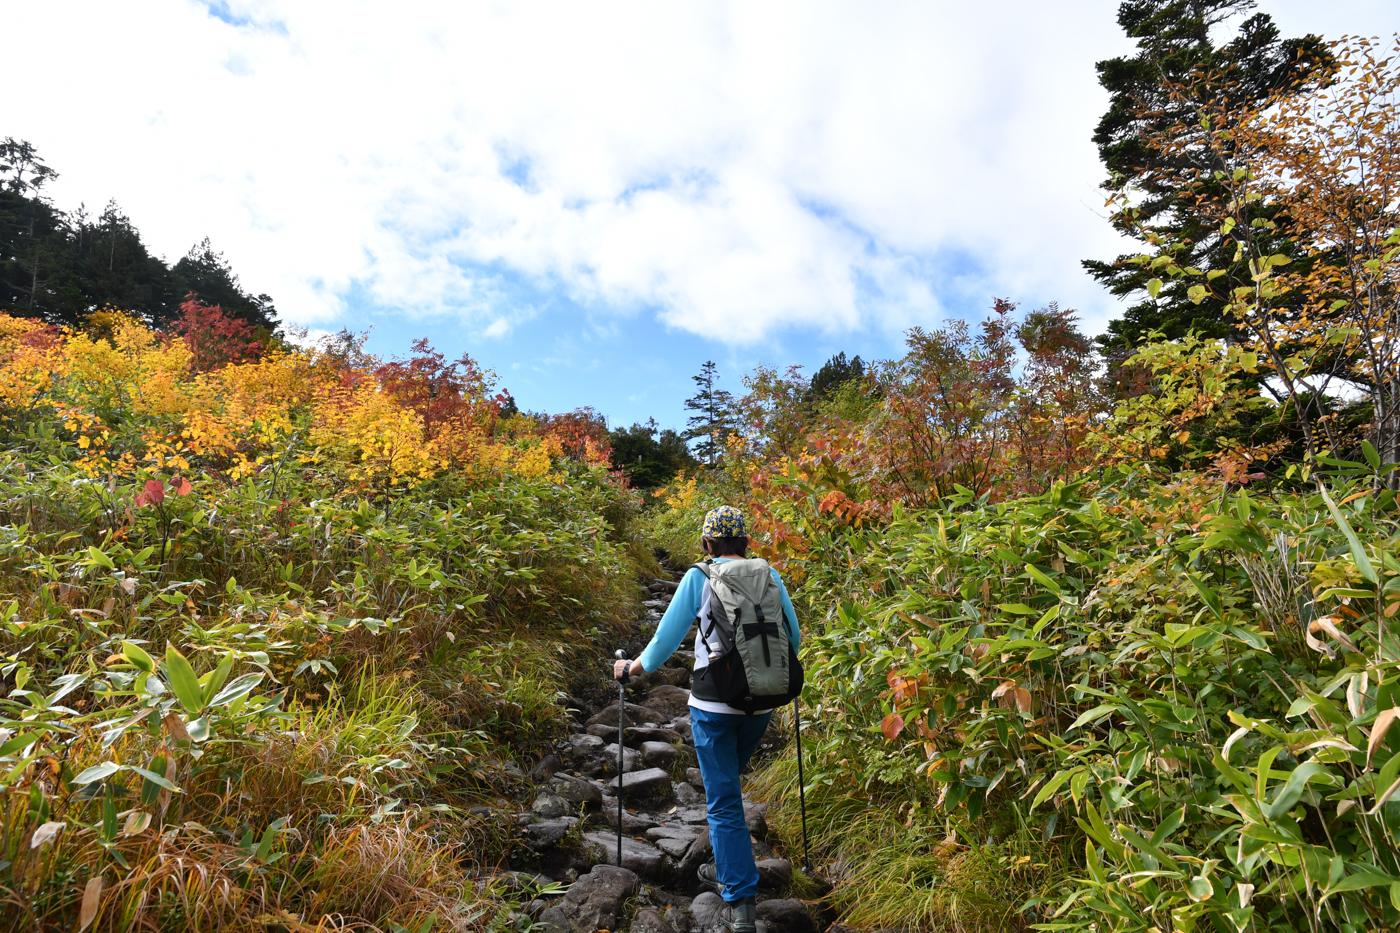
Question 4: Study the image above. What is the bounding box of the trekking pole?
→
[794,698,810,872]
[613,649,629,867]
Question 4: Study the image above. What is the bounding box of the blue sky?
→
[9,0,1396,432]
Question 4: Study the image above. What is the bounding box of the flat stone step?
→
[609,767,672,794]
[645,824,702,842]
[582,831,667,880]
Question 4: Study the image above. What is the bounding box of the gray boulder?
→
[592,801,659,833]
[531,754,563,781]
[632,906,678,933]
[602,742,643,773]
[535,906,570,933]
[554,865,638,933]
[609,767,673,795]
[676,826,713,883]
[666,904,694,932]
[531,792,571,819]
[582,831,668,880]
[669,716,694,741]
[689,892,727,933]
[551,773,603,808]
[652,835,696,858]
[567,733,604,753]
[675,782,705,806]
[643,685,693,719]
[641,740,680,769]
[630,725,685,746]
[526,820,574,849]
[756,857,793,889]
[585,701,667,729]
[645,824,702,843]
[756,899,815,933]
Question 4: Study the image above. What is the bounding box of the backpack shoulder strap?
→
[689,560,720,646]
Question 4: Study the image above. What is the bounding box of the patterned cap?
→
[701,505,746,538]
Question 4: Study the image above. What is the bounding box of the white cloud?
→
[6,1,1388,344]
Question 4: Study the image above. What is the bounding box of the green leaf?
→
[127,765,179,792]
[102,795,118,843]
[72,762,123,786]
[999,603,1038,616]
[0,731,41,757]
[1024,564,1061,595]
[121,641,155,674]
[1187,284,1207,305]
[1069,704,1119,730]
[1188,574,1223,620]
[209,673,264,708]
[140,756,166,806]
[1147,278,1163,298]
[1363,441,1382,470]
[164,645,205,716]
[1265,762,1329,820]
[1318,483,1378,585]
[1329,870,1399,893]
[202,652,234,706]
[1031,605,1060,637]
[253,816,289,862]
[1228,626,1269,651]
[1031,769,1073,810]
[87,546,115,570]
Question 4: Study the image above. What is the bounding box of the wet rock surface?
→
[505,562,833,931]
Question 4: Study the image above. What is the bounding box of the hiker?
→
[614,505,801,933]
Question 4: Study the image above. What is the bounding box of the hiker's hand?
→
[613,659,641,681]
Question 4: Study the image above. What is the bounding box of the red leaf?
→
[169,476,192,496]
[880,713,906,742]
[133,492,149,508]
[143,480,165,504]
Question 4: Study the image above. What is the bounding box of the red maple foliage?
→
[174,297,265,372]
[539,407,613,464]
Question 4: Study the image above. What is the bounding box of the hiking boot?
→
[697,861,724,895]
[720,896,757,933]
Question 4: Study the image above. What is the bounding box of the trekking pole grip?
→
[614,649,630,684]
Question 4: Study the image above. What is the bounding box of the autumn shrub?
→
[743,459,1400,932]
[0,310,645,931]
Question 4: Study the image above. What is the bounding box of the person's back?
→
[614,505,800,933]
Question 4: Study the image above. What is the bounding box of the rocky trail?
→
[501,566,838,933]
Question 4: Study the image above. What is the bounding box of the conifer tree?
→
[683,360,737,465]
[1084,1,1329,363]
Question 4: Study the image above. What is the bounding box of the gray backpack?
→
[690,558,803,714]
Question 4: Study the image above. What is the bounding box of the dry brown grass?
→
[1,815,501,933]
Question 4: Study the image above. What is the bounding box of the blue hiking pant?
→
[690,707,773,902]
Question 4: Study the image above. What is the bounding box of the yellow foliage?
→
[0,314,67,411]
[312,382,439,488]
[0,309,572,494]
[658,473,700,510]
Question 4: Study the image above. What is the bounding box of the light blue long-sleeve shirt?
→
[638,558,800,673]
